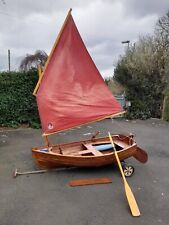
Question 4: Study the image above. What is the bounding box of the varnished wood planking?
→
[69,178,112,186]
[32,134,148,169]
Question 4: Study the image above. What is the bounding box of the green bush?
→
[114,57,165,120]
[0,70,41,128]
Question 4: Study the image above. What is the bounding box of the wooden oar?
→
[108,132,140,217]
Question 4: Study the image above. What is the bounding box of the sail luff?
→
[33,9,72,96]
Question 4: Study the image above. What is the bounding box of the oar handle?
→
[108,133,126,181]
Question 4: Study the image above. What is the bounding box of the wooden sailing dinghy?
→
[32,9,148,173]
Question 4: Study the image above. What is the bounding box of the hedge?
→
[0,70,40,128]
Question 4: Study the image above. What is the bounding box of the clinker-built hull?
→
[32,134,148,169]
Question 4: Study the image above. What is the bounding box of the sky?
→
[0,0,168,77]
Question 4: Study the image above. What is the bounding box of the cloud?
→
[122,0,169,18]
[0,0,168,76]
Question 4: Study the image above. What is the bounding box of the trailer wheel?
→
[122,164,135,177]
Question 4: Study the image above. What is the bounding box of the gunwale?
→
[32,134,147,169]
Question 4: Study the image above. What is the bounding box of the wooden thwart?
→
[69,178,112,187]
[83,144,103,156]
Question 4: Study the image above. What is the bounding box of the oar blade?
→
[108,132,141,217]
[124,181,141,217]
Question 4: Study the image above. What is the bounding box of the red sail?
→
[36,13,123,135]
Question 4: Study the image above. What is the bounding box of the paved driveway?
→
[0,119,169,225]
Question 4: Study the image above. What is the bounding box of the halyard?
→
[0,118,169,225]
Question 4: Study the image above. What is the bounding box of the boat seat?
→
[62,148,78,155]
[76,150,93,156]
[61,144,103,156]
[114,140,129,149]
[82,144,103,156]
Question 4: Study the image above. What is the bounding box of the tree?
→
[114,10,169,120]
[105,77,124,95]
[155,11,169,85]
[19,50,48,72]
[114,35,167,119]
[156,11,169,121]
[156,11,169,38]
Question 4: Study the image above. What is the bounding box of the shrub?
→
[0,70,40,128]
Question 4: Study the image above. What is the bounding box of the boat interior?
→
[36,138,131,157]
